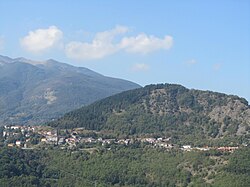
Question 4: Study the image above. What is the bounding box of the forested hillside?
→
[0,147,249,187]
[50,84,250,146]
[0,55,140,125]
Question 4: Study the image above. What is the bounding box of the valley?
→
[1,83,249,187]
[1,80,249,187]
[1,1,249,186]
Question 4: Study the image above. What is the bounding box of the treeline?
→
[0,148,49,186]
[0,146,250,186]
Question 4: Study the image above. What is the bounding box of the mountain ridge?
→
[0,55,140,125]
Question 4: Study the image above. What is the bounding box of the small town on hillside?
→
[1,125,242,152]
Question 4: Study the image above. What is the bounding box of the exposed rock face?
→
[50,83,250,142]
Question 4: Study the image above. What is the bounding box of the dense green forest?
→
[49,84,250,146]
[3,83,248,186]
[0,146,249,187]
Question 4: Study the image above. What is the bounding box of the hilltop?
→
[50,83,250,145]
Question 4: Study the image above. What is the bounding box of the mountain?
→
[50,83,250,145]
[0,55,140,125]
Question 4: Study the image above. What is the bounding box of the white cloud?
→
[20,26,63,53]
[131,63,150,72]
[120,34,173,54]
[95,25,129,42]
[65,25,129,60]
[65,26,173,60]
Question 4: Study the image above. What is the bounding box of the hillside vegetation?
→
[0,147,249,187]
[50,84,250,146]
[0,55,140,125]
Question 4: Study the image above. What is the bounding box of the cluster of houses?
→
[1,125,241,152]
[181,145,239,153]
[78,137,174,148]
[3,125,37,147]
[1,125,174,149]
[3,125,36,137]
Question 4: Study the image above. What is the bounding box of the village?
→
[1,125,241,152]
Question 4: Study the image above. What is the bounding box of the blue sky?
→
[0,0,250,101]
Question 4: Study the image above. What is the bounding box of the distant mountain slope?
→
[50,83,250,145]
[0,55,140,125]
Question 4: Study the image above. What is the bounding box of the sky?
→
[0,0,250,102]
